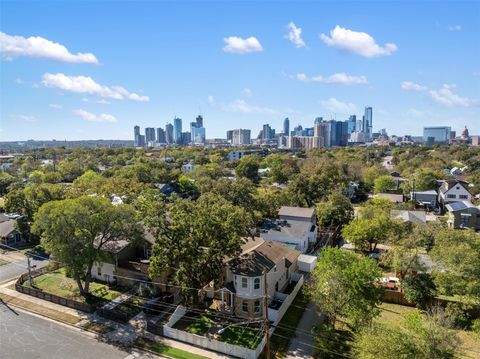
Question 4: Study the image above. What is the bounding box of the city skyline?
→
[1,1,479,141]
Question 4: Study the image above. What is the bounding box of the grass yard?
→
[113,296,146,320]
[184,315,213,335]
[24,268,122,305]
[218,325,263,350]
[270,287,311,358]
[136,337,209,359]
[0,292,81,325]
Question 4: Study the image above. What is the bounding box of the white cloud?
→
[14,114,37,122]
[49,104,62,109]
[296,72,367,85]
[42,73,149,102]
[73,109,117,123]
[448,25,462,31]
[15,78,24,85]
[320,26,398,58]
[207,95,215,105]
[429,84,479,107]
[285,22,306,48]
[401,81,427,91]
[320,97,357,114]
[223,36,263,54]
[0,32,98,63]
[241,88,253,97]
[227,99,277,115]
[96,99,111,104]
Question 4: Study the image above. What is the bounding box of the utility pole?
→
[26,252,34,286]
[263,270,270,359]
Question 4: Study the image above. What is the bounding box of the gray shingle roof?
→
[278,206,315,219]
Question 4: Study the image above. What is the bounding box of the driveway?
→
[0,304,160,359]
[285,301,324,359]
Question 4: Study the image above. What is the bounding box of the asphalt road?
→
[0,304,157,359]
[0,257,49,283]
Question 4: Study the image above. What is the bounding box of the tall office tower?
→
[314,117,323,125]
[226,130,234,142]
[190,122,197,143]
[181,132,191,145]
[156,128,166,144]
[283,118,290,136]
[173,117,182,144]
[319,121,331,147]
[347,115,357,133]
[363,107,373,136]
[192,126,206,144]
[165,123,174,144]
[134,125,140,146]
[145,127,156,143]
[232,129,251,146]
[423,126,451,145]
[293,125,303,137]
[136,134,145,147]
[262,124,273,140]
[196,115,203,128]
[336,121,349,146]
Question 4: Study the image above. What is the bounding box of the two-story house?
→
[214,239,300,319]
[438,179,472,210]
[260,206,317,253]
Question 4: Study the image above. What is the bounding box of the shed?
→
[297,254,317,273]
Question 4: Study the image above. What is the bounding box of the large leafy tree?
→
[235,155,260,183]
[373,175,397,194]
[137,192,253,305]
[316,192,354,229]
[32,196,142,297]
[430,229,480,302]
[354,309,458,359]
[311,247,383,330]
[403,273,437,309]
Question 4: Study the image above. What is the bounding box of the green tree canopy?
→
[311,247,383,330]
[316,192,354,229]
[32,196,142,296]
[373,175,397,194]
[235,155,260,182]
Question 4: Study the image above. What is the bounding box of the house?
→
[391,210,426,226]
[181,162,195,174]
[213,239,301,319]
[260,206,317,253]
[0,214,26,247]
[438,180,472,210]
[410,190,438,209]
[278,206,317,224]
[91,230,173,296]
[445,201,480,230]
[260,218,316,253]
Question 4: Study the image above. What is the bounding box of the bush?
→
[472,319,480,336]
[445,302,472,329]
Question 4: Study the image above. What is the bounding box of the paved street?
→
[0,256,49,283]
[0,303,157,359]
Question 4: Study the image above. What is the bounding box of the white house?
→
[214,239,301,319]
[438,179,472,208]
[260,218,316,253]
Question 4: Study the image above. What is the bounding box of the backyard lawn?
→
[179,315,213,335]
[24,268,122,305]
[218,325,263,350]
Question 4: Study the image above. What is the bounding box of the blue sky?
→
[1,0,479,141]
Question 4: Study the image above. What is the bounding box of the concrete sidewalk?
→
[0,279,230,358]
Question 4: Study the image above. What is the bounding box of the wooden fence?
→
[15,265,95,313]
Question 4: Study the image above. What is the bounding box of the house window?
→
[447,194,456,199]
[459,195,468,199]
[254,301,261,313]
[241,277,248,289]
[145,248,152,258]
[254,278,260,290]
[273,266,277,272]
[242,301,248,312]
[97,266,102,276]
